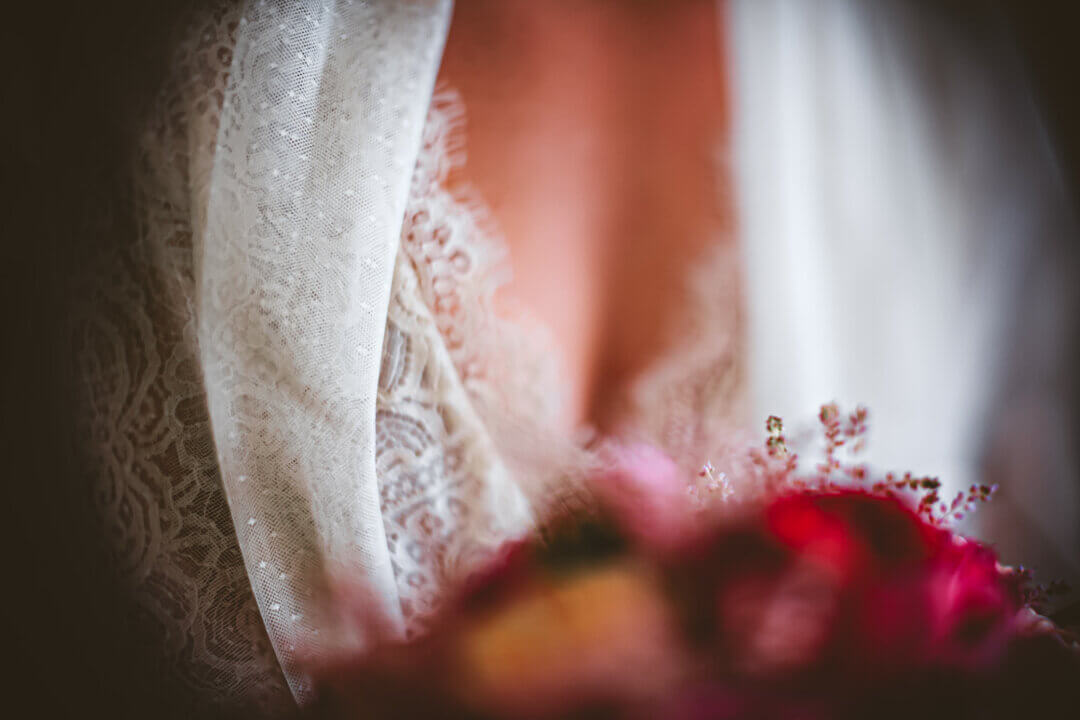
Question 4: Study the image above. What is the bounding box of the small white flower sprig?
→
[686,461,734,507]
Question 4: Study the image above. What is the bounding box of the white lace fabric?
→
[378,98,549,633]
[398,90,601,515]
[75,2,293,713]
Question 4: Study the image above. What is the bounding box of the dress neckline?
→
[400,87,749,478]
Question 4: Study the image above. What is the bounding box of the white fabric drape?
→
[198,0,453,699]
[728,0,1079,576]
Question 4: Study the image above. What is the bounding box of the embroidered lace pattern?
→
[74,2,292,714]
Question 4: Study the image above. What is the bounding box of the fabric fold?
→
[197,0,453,699]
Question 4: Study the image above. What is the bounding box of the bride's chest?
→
[438,0,736,429]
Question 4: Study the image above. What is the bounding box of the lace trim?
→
[396,86,746,513]
[620,240,749,470]
[398,88,595,518]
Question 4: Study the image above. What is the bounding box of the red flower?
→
[673,491,1021,682]
[766,491,943,575]
[922,539,1018,669]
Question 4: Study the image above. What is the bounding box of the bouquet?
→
[307,407,1079,718]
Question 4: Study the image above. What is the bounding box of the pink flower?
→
[592,443,696,550]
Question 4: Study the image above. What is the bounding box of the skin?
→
[438,0,734,431]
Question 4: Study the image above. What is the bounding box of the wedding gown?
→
[74,0,1078,715]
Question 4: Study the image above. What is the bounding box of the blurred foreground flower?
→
[307,407,1079,719]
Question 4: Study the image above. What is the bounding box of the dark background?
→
[4,1,1078,717]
